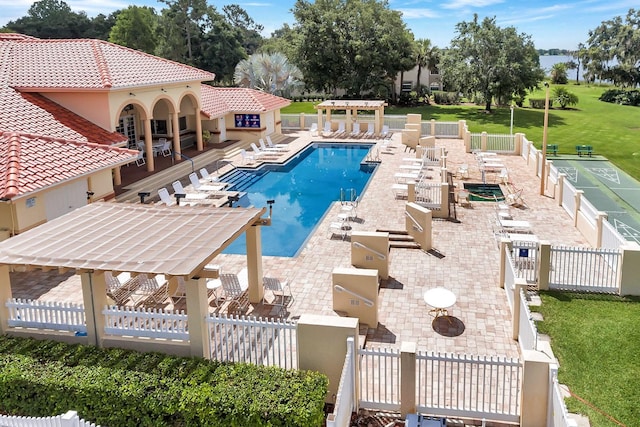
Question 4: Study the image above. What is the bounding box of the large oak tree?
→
[440,14,543,111]
[292,0,414,97]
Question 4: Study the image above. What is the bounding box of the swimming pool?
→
[222,143,378,257]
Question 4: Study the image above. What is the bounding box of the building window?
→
[151,119,167,135]
[401,81,413,92]
[179,116,187,132]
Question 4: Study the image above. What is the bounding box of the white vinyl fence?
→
[103,306,189,340]
[503,246,517,311]
[416,352,522,423]
[358,346,401,410]
[549,246,621,293]
[6,299,86,333]
[415,182,442,210]
[326,338,356,427]
[517,288,538,352]
[434,122,459,138]
[0,411,98,427]
[485,134,515,152]
[548,366,578,427]
[206,314,297,369]
[511,240,539,284]
[561,179,577,219]
[521,136,530,160]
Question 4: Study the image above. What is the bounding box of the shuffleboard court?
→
[552,159,640,244]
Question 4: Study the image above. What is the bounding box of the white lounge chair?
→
[131,274,168,307]
[199,167,223,183]
[350,122,361,137]
[381,125,391,139]
[309,123,318,136]
[266,135,289,151]
[334,121,346,137]
[158,187,174,206]
[365,123,375,138]
[134,150,145,167]
[240,149,255,164]
[172,180,208,200]
[250,142,267,159]
[189,172,226,192]
[259,138,280,153]
[321,121,333,137]
[328,217,351,240]
[458,164,470,179]
[391,183,408,199]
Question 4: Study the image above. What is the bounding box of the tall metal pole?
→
[539,82,550,195]
[510,104,514,136]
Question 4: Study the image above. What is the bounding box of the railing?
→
[0,410,98,427]
[434,121,459,138]
[549,246,621,293]
[103,306,188,340]
[548,163,559,185]
[521,136,530,160]
[485,134,515,152]
[469,134,482,151]
[414,182,442,210]
[518,288,538,352]
[548,366,579,427]
[416,352,522,423]
[405,210,424,233]
[561,179,577,219]
[326,338,356,427]
[503,245,517,312]
[6,299,86,333]
[358,346,401,410]
[206,314,297,369]
[281,114,302,129]
[352,241,386,260]
[383,115,408,130]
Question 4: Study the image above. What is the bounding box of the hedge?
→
[0,336,327,427]
[529,98,553,109]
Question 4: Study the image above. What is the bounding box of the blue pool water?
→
[222,143,378,257]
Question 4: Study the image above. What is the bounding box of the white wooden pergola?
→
[314,100,387,136]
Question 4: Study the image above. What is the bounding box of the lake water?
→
[539,55,616,82]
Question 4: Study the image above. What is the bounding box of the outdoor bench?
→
[546,144,558,155]
[576,145,593,157]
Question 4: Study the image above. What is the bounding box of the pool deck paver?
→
[9,129,592,360]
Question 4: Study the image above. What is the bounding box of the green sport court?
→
[551,157,640,245]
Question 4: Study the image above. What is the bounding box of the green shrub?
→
[0,336,327,427]
[599,88,640,106]
[529,98,553,109]
[433,91,460,105]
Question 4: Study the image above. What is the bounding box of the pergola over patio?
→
[0,202,268,356]
[314,100,387,136]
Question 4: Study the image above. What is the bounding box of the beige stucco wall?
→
[11,194,46,234]
[44,92,112,131]
[89,168,116,201]
[0,203,12,236]
[297,314,359,403]
[332,267,379,327]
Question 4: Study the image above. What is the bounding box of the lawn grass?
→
[532,291,640,427]
[281,84,640,181]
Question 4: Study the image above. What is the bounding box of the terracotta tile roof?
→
[4,38,216,90]
[0,33,37,41]
[0,87,127,145]
[0,131,138,200]
[200,86,291,118]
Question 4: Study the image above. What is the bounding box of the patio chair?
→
[364,123,375,138]
[350,122,362,137]
[153,138,168,157]
[340,188,358,220]
[263,276,292,316]
[158,187,174,206]
[219,268,250,314]
[391,183,408,199]
[457,163,469,179]
[321,121,333,137]
[160,139,172,157]
[309,123,318,136]
[135,150,145,167]
[506,187,526,208]
[200,167,224,183]
[189,172,226,192]
[495,168,509,184]
[334,121,346,137]
[105,271,139,306]
[131,274,168,307]
[380,125,391,139]
[266,135,289,151]
[328,218,351,240]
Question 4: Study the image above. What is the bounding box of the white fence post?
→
[512,279,527,341]
[61,410,80,427]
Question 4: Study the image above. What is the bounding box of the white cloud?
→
[441,0,505,10]
[398,8,440,19]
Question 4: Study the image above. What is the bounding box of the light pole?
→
[539,82,550,195]
[509,104,514,136]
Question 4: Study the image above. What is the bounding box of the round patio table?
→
[423,287,456,318]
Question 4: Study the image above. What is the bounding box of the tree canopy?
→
[5,0,92,39]
[440,14,543,111]
[583,8,640,87]
[234,52,304,97]
[292,0,414,97]
[108,6,158,54]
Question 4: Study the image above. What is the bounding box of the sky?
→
[0,0,637,50]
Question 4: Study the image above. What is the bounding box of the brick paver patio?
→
[10,129,591,360]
